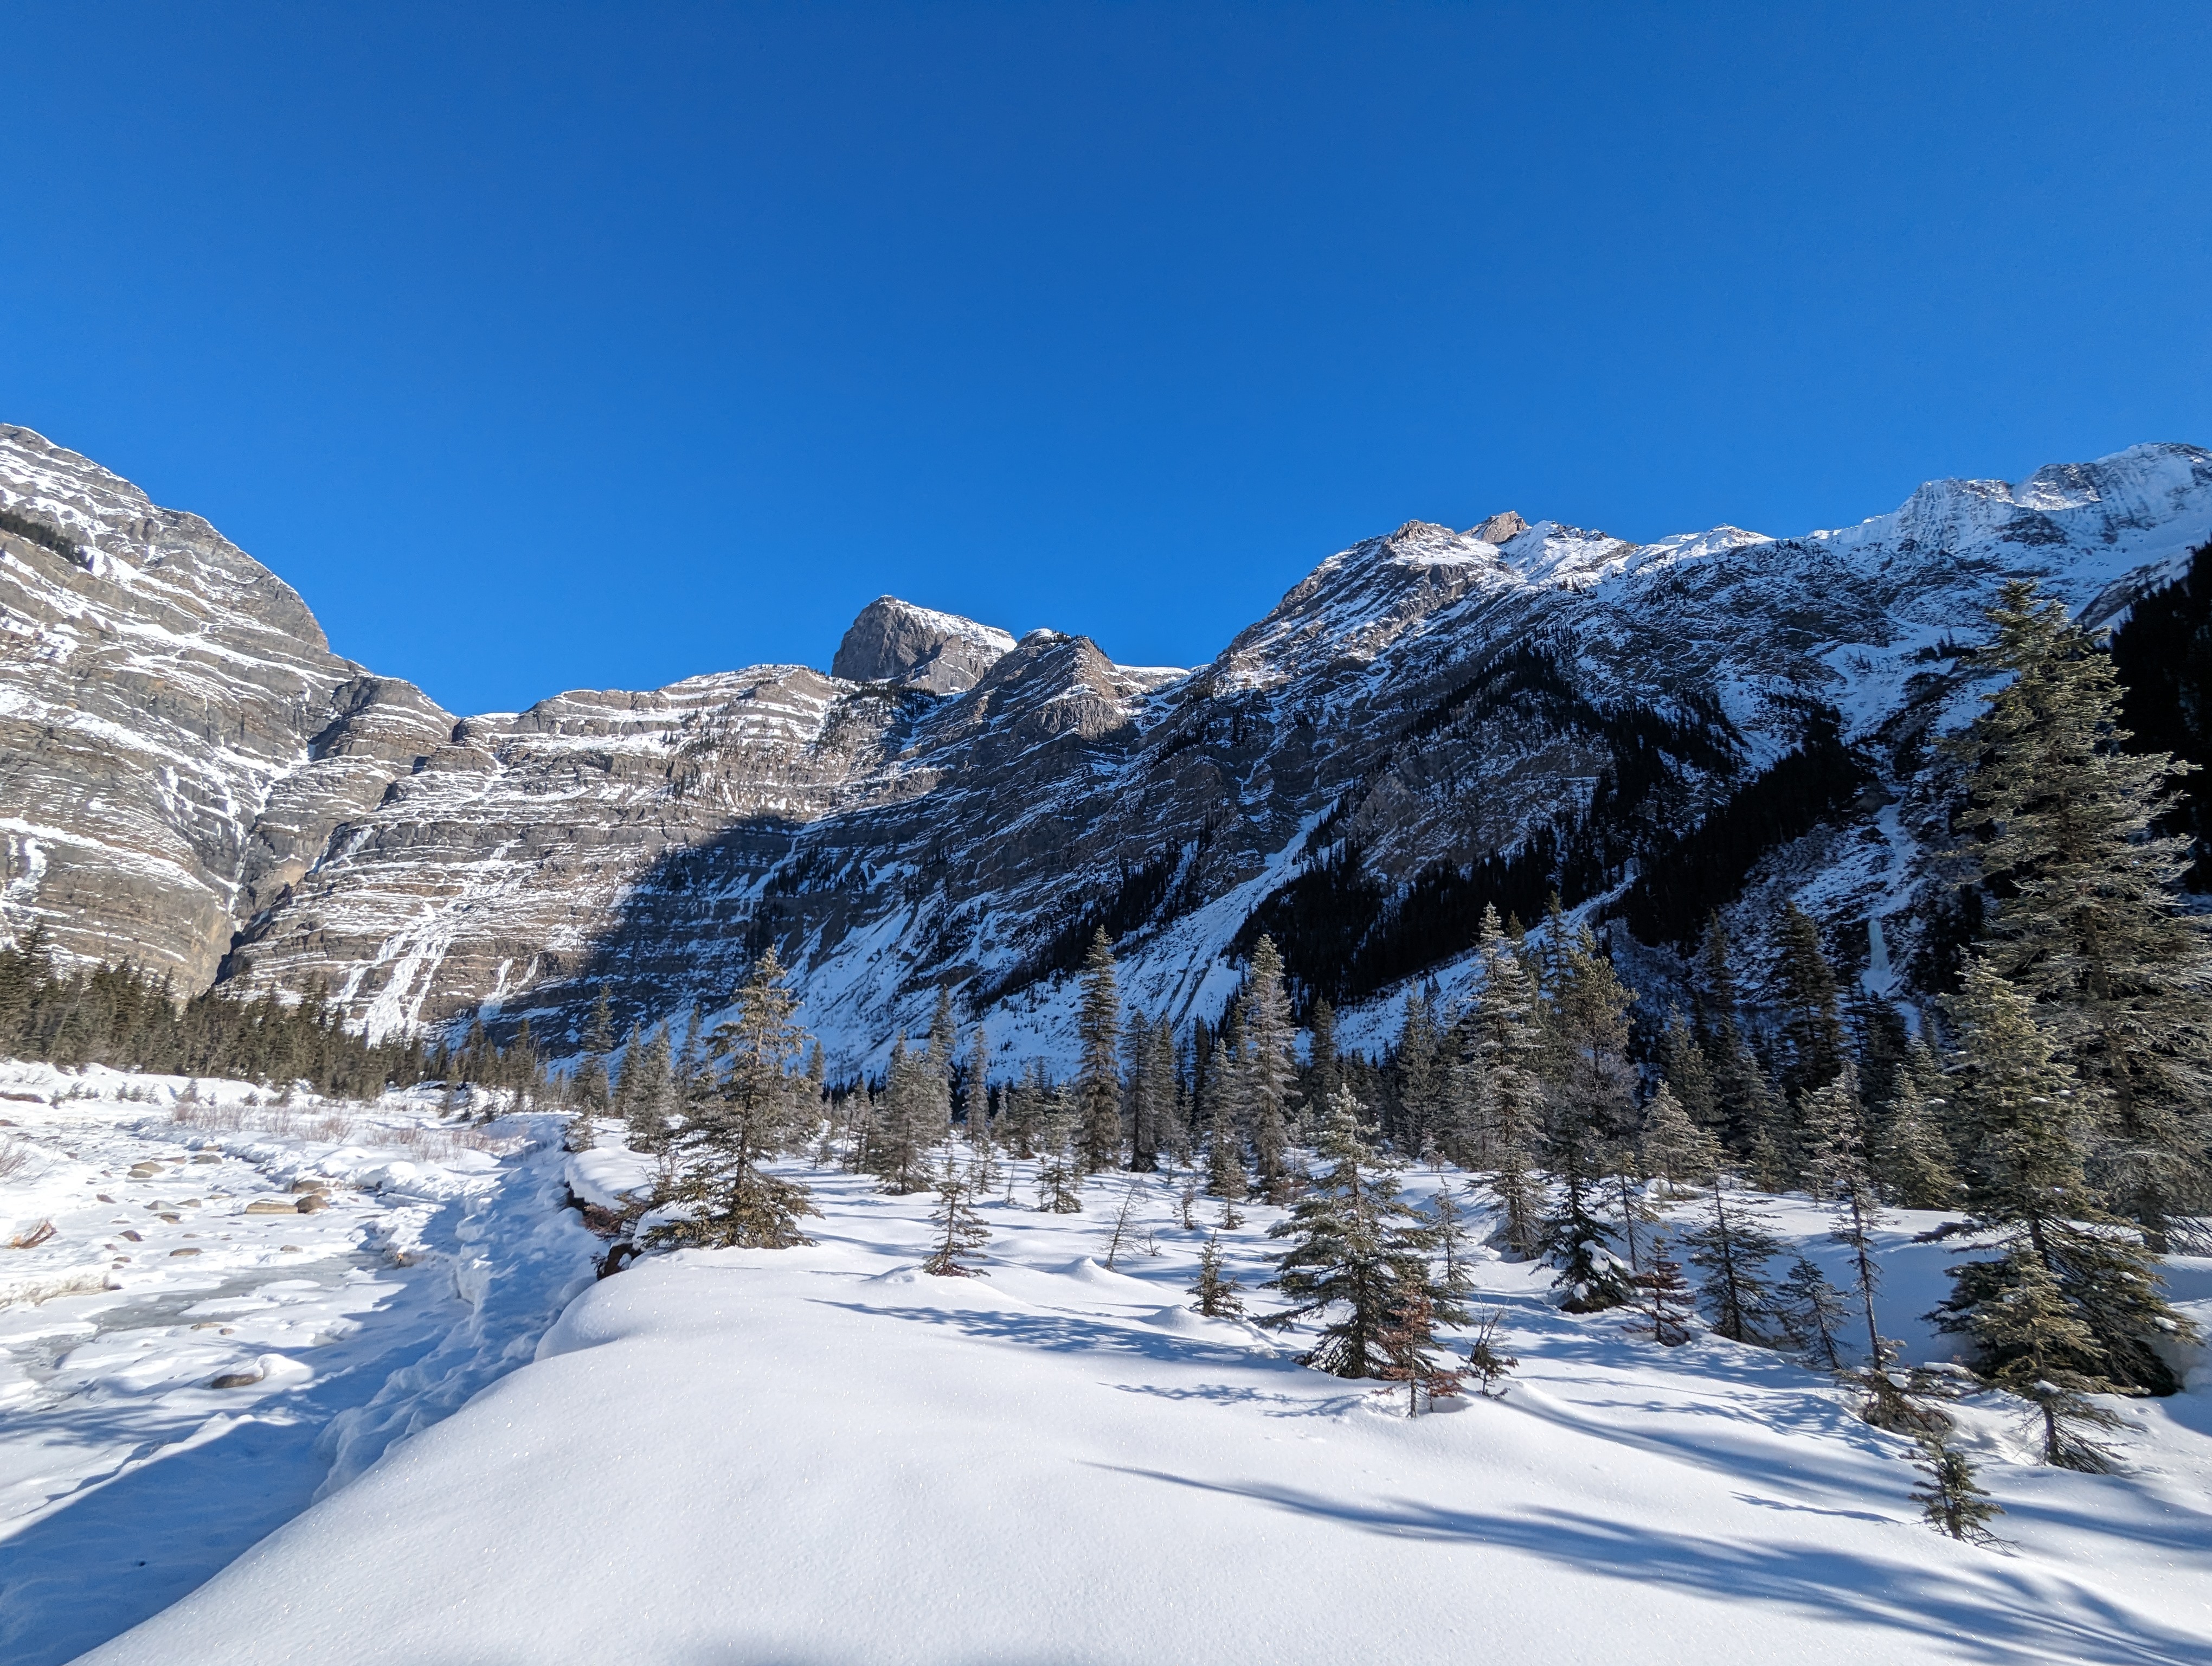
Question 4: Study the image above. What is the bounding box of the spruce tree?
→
[1911,1437,2004,1545]
[1471,906,1547,1255]
[1966,1246,2132,1470]
[1631,1239,1697,1347]
[1538,927,1637,1312]
[1935,965,2192,1395]
[1957,579,2212,1248]
[922,1150,991,1277]
[1778,1255,1849,1369]
[1189,1233,1245,1317]
[1375,1285,1467,1414]
[1124,1008,1162,1171]
[967,1023,993,1151]
[1260,1086,1437,1377]
[1804,1062,1889,1366]
[1076,930,1124,1172]
[1874,1040,1960,1208]
[1658,1005,1720,1131]
[1306,996,1342,1122]
[621,1027,676,1154]
[1776,902,1849,1106]
[1034,1108,1085,1213]
[1240,935,1301,1201]
[1391,989,1445,1157]
[1681,1183,1784,1344]
[1642,1082,1720,1194]
[653,947,819,1249]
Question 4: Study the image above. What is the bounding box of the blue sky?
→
[4,3,2208,716]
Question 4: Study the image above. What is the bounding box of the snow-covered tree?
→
[653,947,819,1249]
[1240,934,1301,1202]
[1189,1232,1245,1317]
[1076,930,1124,1172]
[1957,579,2212,1249]
[1261,1086,1439,1378]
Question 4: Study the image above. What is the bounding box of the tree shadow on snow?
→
[1090,1469,2209,1666]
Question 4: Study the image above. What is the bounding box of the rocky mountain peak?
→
[1472,509,1528,544]
[831,596,1017,693]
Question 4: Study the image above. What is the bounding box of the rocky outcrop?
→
[831,597,1015,693]
[4,422,2209,1071]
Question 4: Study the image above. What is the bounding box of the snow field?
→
[76,1137,2212,1666]
[0,1063,602,1664]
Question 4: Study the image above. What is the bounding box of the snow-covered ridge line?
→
[4,424,2210,1074]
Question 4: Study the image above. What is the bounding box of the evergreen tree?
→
[1375,1285,1466,1414]
[1391,989,1445,1157]
[1957,579,2212,1248]
[1240,935,1301,1201]
[1189,1233,1245,1317]
[1153,1017,1190,1166]
[1778,1255,1849,1369]
[1804,1062,1889,1366]
[1034,1108,1085,1213]
[1874,1040,1960,1208]
[1642,1082,1721,1194]
[621,1027,676,1154]
[922,1150,991,1277]
[1631,1239,1697,1347]
[870,1035,933,1194]
[653,947,818,1249]
[1306,996,1342,1123]
[1538,928,1637,1312]
[1075,930,1124,1172]
[1776,902,1849,1104]
[967,1023,993,1150]
[1423,1186,1477,1299]
[1472,908,1546,1258]
[1681,1184,1784,1344]
[1658,1005,1720,1131]
[610,1023,645,1123]
[1260,1086,1439,1377]
[1911,1437,2004,1545]
[1463,1309,1519,1397]
[584,982,616,1059]
[1205,1005,1251,1208]
[1966,1246,2131,1470]
[1935,965,2192,1395]
[1124,1008,1163,1171]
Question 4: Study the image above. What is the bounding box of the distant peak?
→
[1472,510,1528,544]
[832,596,1016,694]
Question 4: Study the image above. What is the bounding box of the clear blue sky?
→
[5,3,2208,716]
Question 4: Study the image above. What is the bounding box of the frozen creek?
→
[0,1065,600,1665]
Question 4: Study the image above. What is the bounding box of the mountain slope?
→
[3,424,2208,1064]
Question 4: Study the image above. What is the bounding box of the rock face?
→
[831,597,1015,693]
[4,421,2210,1070]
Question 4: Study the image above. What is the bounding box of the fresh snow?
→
[0,1064,600,1664]
[18,1099,2205,1666]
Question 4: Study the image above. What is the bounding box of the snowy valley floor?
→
[0,1075,2207,1665]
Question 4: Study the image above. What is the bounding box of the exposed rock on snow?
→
[4,424,2210,1069]
[831,594,1017,693]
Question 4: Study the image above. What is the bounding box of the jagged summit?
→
[831,595,1017,693]
[3,428,2208,1068]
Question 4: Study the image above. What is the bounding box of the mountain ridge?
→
[3,422,2208,1070]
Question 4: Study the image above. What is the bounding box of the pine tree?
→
[870,1034,933,1194]
[1189,1233,1245,1317]
[1957,578,2212,1249]
[1124,1008,1162,1171]
[1375,1284,1466,1414]
[1076,930,1124,1172]
[1153,1016,1190,1165]
[1776,902,1850,1105]
[1658,1005,1720,1131]
[1778,1255,1849,1369]
[1874,1039,1960,1207]
[922,1150,991,1277]
[1965,1246,2131,1470]
[1911,1437,2004,1545]
[1538,928,1637,1312]
[1423,1186,1477,1298]
[1631,1239,1697,1347]
[1681,1183,1784,1344]
[1474,907,1546,1257]
[584,983,616,1059]
[1391,989,1444,1157]
[967,1023,993,1151]
[1935,964,2192,1395]
[1306,996,1342,1122]
[1260,1086,1437,1377]
[1034,1109,1085,1214]
[1240,935,1301,1201]
[652,947,818,1249]
[1463,1309,1519,1397]
[1642,1082,1721,1194]
[1204,1013,1250,1208]
[621,1027,676,1154]
[1804,1062,1889,1366]
[610,1023,645,1123]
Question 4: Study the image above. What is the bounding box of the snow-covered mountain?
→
[4,423,2208,1066]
